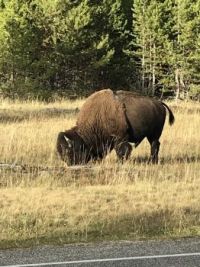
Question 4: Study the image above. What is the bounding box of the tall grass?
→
[0,99,200,248]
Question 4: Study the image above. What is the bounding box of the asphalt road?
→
[0,238,200,267]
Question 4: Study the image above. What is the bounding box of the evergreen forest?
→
[0,0,200,99]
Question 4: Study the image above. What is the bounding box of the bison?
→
[57,89,175,165]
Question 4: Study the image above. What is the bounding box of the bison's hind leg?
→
[147,138,160,164]
[115,142,132,163]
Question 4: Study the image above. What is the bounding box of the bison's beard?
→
[57,144,91,166]
[68,149,91,166]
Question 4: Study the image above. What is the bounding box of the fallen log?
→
[0,162,102,174]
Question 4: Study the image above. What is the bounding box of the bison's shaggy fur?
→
[57,89,175,165]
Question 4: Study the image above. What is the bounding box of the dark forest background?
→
[0,0,200,100]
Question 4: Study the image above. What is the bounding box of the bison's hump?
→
[76,89,128,143]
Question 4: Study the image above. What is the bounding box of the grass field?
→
[0,97,200,249]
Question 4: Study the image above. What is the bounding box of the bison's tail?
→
[162,102,175,125]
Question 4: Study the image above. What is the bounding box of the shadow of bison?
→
[57,89,175,165]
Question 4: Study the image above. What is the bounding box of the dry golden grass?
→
[0,98,200,248]
[0,97,84,111]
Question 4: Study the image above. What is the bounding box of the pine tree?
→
[55,0,133,91]
[0,0,59,97]
[0,0,199,99]
[133,0,166,95]
[170,0,200,98]
[132,0,200,98]
[88,0,133,89]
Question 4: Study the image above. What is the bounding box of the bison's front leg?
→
[115,141,132,163]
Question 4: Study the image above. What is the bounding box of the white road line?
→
[1,252,200,267]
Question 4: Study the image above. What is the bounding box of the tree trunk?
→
[175,68,180,100]
[179,71,188,99]
[152,43,156,96]
[141,3,145,94]
[142,38,145,93]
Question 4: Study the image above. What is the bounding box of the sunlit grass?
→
[0,98,200,248]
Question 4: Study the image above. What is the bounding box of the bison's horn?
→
[64,135,72,148]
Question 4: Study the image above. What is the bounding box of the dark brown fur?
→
[57,89,175,165]
[116,90,174,163]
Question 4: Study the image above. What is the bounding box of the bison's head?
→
[56,131,90,166]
